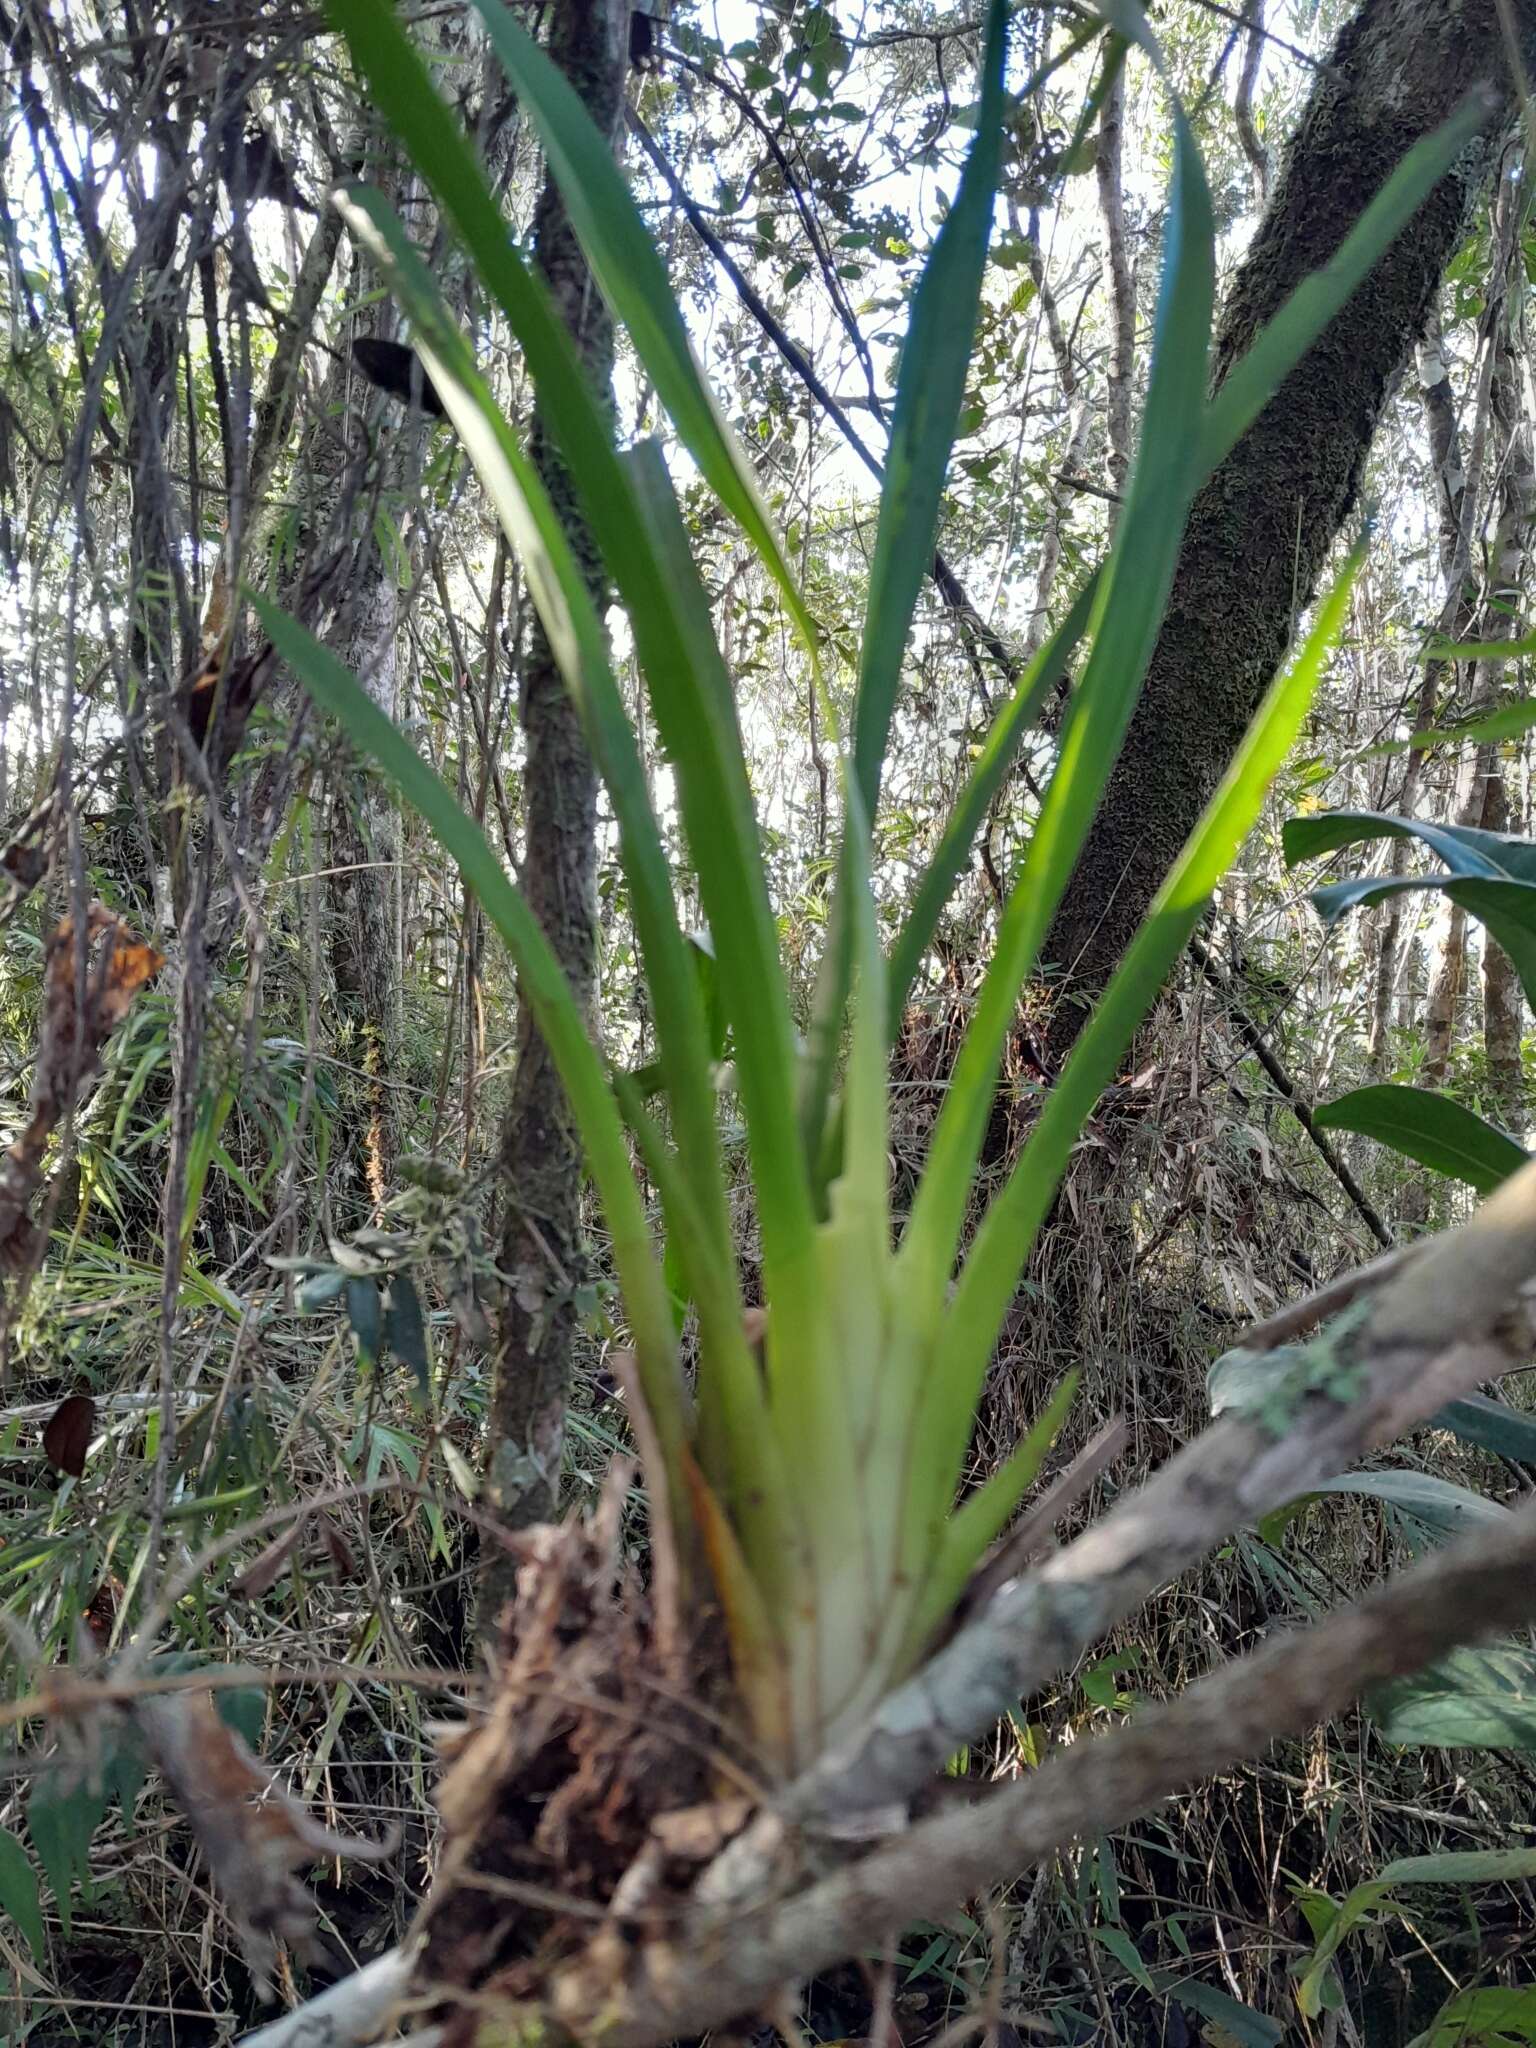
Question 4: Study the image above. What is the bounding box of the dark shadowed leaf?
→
[385,1275,432,1410]
[1368,1643,1536,1752]
[1308,1469,1508,1541]
[296,1267,348,1311]
[1149,1972,1283,2047]
[0,1825,44,1964]
[346,1275,383,1369]
[1432,1393,1536,1463]
[41,1394,94,1479]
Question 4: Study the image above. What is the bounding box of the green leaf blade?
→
[1313,1085,1528,1194]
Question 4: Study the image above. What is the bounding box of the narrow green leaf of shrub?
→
[887,570,1101,1032]
[0,1825,45,1964]
[1148,1977,1282,2048]
[1204,96,1487,474]
[852,0,1006,812]
[250,598,690,1498]
[932,543,1363,1510]
[1095,1924,1155,1995]
[1296,1848,1536,2020]
[462,0,817,658]
[904,1370,1078,1660]
[1432,1392,1536,1462]
[1313,1084,1528,1194]
[332,184,733,1279]
[899,93,1215,1309]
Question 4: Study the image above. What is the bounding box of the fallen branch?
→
[237,1946,422,2047]
[247,1162,1536,2045]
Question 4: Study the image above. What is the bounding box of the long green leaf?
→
[251,597,691,1494]
[332,184,735,1283]
[624,444,819,1306]
[0,1825,44,1964]
[887,570,1102,1032]
[931,542,1364,1510]
[874,93,1481,1086]
[1432,1392,1536,1463]
[327,0,817,1294]
[463,0,817,661]
[904,1369,1079,1660]
[1369,1645,1536,1755]
[897,91,1216,1311]
[852,0,1007,812]
[1313,1084,1528,1194]
[796,0,1009,1183]
[1284,810,1536,878]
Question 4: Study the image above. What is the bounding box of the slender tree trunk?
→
[481,0,627,1626]
[1475,198,1535,1130]
[1096,63,1133,532]
[1019,213,1094,664]
[1369,302,1470,1074]
[1420,152,1534,1123]
[1044,0,1536,1058]
[1234,0,1270,205]
[314,156,425,1221]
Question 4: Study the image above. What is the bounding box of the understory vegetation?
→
[8,2,1536,2045]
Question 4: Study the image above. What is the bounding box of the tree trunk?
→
[1044,0,1536,1057]
[1369,301,1472,1075]
[1421,150,1534,1122]
[481,0,626,1627]
[1095,63,1133,531]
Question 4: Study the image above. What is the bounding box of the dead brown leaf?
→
[41,1394,95,1479]
[0,905,163,1269]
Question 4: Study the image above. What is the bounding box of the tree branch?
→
[781,1150,1536,1822]
[550,1489,1536,2047]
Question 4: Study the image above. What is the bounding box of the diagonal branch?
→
[783,1151,1536,1822]
[550,1486,1536,2048]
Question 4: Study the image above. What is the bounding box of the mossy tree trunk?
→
[1044,0,1536,1058]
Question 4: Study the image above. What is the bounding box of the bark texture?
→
[1045,0,1536,1053]
[482,0,626,1624]
[1421,151,1534,1122]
